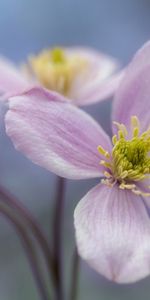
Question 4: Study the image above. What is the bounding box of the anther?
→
[100,160,112,169]
[97,146,110,158]
[131,116,140,129]
[112,135,117,145]
[103,171,112,178]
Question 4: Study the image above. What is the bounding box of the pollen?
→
[27,47,88,96]
[97,116,150,196]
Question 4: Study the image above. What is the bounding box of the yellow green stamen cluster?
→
[27,47,88,96]
[98,116,150,196]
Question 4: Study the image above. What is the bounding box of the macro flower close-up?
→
[1,1,150,300]
[0,46,120,106]
[5,41,150,284]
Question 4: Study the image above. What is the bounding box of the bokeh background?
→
[0,0,150,299]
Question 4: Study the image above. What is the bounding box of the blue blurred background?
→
[0,0,150,299]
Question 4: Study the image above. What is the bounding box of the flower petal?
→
[0,57,30,98]
[66,47,121,106]
[5,87,111,179]
[135,178,150,209]
[112,41,150,134]
[74,183,150,283]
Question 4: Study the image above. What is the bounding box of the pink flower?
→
[0,46,120,105]
[5,41,150,283]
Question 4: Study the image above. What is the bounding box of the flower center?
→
[27,47,88,96]
[98,116,150,196]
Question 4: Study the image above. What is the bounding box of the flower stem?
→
[0,203,50,300]
[0,185,57,290]
[53,176,66,300]
[69,247,80,300]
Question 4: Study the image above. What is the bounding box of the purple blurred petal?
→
[74,183,150,283]
[66,47,120,105]
[0,57,30,98]
[112,41,150,135]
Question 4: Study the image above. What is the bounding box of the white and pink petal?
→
[74,183,150,283]
[5,87,112,179]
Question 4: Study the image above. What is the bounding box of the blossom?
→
[0,47,120,105]
[5,41,150,283]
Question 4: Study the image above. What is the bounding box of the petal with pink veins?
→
[66,47,121,106]
[135,178,150,209]
[112,41,150,135]
[5,87,112,179]
[74,183,150,283]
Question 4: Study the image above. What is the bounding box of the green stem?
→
[53,176,66,300]
[0,203,50,300]
[69,247,80,300]
[0,185,57,291]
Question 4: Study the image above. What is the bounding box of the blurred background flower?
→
[0,46,120,105]
[0,0,150,300]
